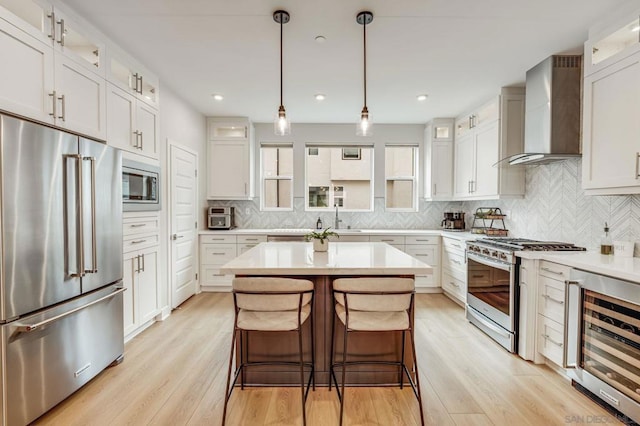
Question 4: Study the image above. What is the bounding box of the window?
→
[305,146,373,211]
[261,144,293,210]
[385,145,418,210]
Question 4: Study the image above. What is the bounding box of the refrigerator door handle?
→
[83,156,98,274]
[64,154,84,278]
[13,287,126,333]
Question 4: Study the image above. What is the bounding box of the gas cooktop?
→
[477,237,587,252]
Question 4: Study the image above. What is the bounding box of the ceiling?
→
[63,0,623,124]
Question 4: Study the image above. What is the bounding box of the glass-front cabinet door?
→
[0,0,52,43]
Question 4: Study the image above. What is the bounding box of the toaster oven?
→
[208,207,235,229]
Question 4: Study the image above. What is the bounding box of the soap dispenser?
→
[600,222,613,255]
[316,217,323,230]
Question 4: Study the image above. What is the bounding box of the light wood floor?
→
[36,293,621,426]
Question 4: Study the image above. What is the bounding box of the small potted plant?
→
[305,228,339,252]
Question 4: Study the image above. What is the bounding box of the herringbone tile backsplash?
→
[209,158,639,252]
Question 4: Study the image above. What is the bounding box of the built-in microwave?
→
[122,159,160,211]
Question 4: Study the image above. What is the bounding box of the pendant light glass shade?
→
[274,10,291,136]
[356,11,373,137]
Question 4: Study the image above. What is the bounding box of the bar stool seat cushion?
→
[237,305,312,331]
[334,304,409,331]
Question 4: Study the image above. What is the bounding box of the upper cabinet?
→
[106,45,160,109]
[582,7,640,195]
[424,118,454,200]
[0,0,107,139]
[207,117,255,200]
[453,87,525,200]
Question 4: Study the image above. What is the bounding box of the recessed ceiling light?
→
[212,94,224,101]
[315,35,326,43]
[315,94,326,101]
[417,94,428,101]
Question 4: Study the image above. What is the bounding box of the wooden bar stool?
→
[221,277,315,426]
[330,277,424,426]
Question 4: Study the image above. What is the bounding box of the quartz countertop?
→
[517,251,640,283]
[219,242,433,276]
[200,228,468,237]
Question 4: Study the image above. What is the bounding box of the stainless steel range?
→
[466,238,585,353]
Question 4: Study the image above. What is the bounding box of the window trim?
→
[384,145,419,212]
[304,145,374,212]
[260,143,294,211]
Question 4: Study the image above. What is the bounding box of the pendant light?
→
[273,10,291,136]
[356,11,373,137]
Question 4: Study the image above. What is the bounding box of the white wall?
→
[159,85,206,313]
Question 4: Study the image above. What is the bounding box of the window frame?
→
[384,145,419,212]
[260,143,294,211]
[304,145,374,212]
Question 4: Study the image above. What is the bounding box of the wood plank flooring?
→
[35,293,622,425]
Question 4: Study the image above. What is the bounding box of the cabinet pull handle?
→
[58,94,66,121]
[636,152,640,179]
[543,334,563,347]
[541,267,563,276]
[141,254,145,272]
[543,294,565,305]
[471,274,484,278]
[47,12,56,41]
[212,252,226,255]
[49,91,57,118]
[57,18,65,46]
[245,238,258,241]
[452,259,462,265]
[131,239,147,244]
[132,73,139,92]
[130,224,146,228]
[449,281,459,288]
[136,254,141,273]
[138,75,143,94]
[139,131,143,150]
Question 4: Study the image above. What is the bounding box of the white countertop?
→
[219,242,433,276]
[200,228,468,237]
[517,251,640,283]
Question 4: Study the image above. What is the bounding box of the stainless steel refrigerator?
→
[0,114,124,425]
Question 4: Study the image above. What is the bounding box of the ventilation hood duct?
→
[506,55,582,166]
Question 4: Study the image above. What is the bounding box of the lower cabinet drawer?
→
[415,267,439,289]
[537,314,565,366]
[442,238,465,252]
[123,233,159,252]
[201,244,237,264]
[538,276,566,324]
[442,249,466,273]
[404,245,439,266]
[441,270,466,301]
[200,265,233,287]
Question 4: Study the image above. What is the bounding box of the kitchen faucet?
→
[334,204,342,230]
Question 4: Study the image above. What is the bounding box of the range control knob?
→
[482,248,490,255]
[500,253,508,261]
[491,250,498,258]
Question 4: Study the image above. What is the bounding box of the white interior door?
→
[170,143,198,308]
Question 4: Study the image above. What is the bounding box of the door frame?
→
[167,139,199,309]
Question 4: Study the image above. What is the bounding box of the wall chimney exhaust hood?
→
[506,55,582,166]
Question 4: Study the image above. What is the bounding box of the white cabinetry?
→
[0,1,107,139]
[424,118,454,200]
[106,45,159,108]
[404,235,440,291]
[122,212,161,340]
[582,10,640,195]
[107,83,158,159]
[453,88,525,200]
[440,236,467,304]
[536,261,572,367]
[206,117,255,200]
[199,234,238,291]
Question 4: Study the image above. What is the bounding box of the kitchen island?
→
[220,241,432,385]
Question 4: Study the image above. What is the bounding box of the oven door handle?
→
[563,279,582,369]
[467,252,511,272]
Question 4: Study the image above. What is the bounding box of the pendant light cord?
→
[363,19,367,109]
[280,17,284,109]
